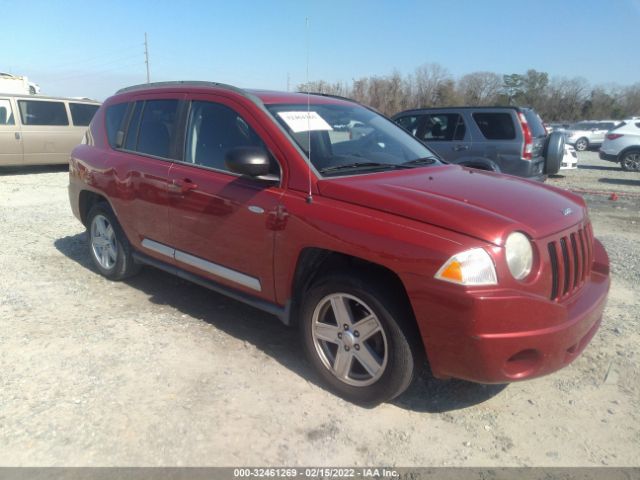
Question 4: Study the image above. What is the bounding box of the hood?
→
[317,165,587,245]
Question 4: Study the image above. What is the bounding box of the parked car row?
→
[66,81,610,405]
[0,93,100,166]
[563,120,621,152]
[391,108,639,173]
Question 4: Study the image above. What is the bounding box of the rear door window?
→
[124,99,179,159]
[415,113,466,141]
[598,122,616,131]
[18,100,69,126]
[69,103,99,126]
[0,99,14,125]
[472,112,515,140]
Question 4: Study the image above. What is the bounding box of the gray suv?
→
[564,121,620,151]
[392,106,564,180]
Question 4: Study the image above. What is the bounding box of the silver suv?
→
[564,121,620,151]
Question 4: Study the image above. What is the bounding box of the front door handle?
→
[453,145,469,151]
[169,179,199,194]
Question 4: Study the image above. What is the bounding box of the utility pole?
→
[144,32,150,83]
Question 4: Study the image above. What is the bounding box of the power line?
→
[44,62,143,84]
[40,44,142,71]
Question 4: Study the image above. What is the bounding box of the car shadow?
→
[577,164,619,172]
[0,164,68,176]
[598,178,640,187]
[54,232,507,412]
[392,370,507,412]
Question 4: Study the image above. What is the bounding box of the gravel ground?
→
[0,151,638,467]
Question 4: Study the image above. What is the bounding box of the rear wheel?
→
[574,137,588,151]
[300,272,419,406]
[87,203,140,280]
[620,151,640,172]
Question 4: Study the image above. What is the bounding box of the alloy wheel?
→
[311,293,388,387]
[622,152,640,171]
[90,214,117,270]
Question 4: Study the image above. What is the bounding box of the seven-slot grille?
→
[547,224,593,301]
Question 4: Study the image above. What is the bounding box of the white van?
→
[0,94,100,167]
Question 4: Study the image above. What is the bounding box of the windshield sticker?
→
[277,111,333,133]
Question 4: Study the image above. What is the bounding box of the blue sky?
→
[2,0,639,101]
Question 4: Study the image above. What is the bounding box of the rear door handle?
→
[15,132,21,140]
[453,145,469,151]
[169,178,199,194]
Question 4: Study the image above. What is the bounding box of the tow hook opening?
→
[503,349,542,378]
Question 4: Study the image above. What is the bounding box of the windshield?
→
[266,102,440,176]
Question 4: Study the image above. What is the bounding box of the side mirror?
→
[225,147,272,178]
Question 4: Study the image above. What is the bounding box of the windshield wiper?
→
[402,157,439,167]
[319,162,409,174]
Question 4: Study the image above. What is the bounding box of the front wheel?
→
[300,272,419,406]
[87,203,140,280]
[620,151,640,171]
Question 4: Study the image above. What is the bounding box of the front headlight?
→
[505,232,533,280]
[435,248,497,286]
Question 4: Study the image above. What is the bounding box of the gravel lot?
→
[0,151,638,466]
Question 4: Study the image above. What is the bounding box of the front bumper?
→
[414,239,610,383]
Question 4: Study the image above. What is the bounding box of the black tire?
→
[543,131,565,174]
[86,203,140,280]
[620,150,640,172]
[299,272,420,406]
[574,137,588,151]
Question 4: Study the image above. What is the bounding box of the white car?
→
[599,120,640,171]
[564,120,619,151]
[560,143,578,170]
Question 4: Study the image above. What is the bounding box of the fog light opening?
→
[503,349,542,378]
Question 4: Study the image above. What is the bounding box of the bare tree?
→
[410,63,453,108]
[299,66,635,121]
[458,71,502,105]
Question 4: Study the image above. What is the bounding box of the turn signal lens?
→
[435,248,497,286]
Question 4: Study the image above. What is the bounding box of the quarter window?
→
[18,100,69,126]
[69,103,99,126]
[473,112,516,140]
[185,101,272,173]
[0,99,14,125]
[105,103,128,148]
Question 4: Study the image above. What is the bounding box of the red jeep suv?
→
[68,82,610,405]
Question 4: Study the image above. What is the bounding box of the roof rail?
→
[116,81,247,95]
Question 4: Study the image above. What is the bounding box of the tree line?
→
[298,64,640,122]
